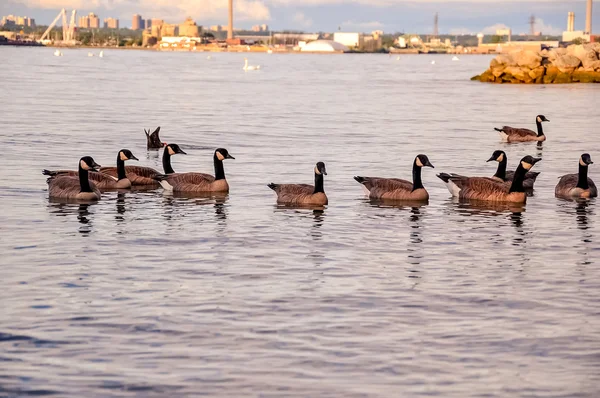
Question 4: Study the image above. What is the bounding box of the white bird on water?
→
[396,56,400,61]
[452,56,459,61]
[207,55,212,60]
[54,49,62,56]
[99,51,104,58]
[243,58,260,71]
[431,60,436,65]
[88,52,94,57]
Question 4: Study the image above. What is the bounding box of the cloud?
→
[342,20,384,30]
[534,17,561,35]
[293,11,312,27]
[482,23,510,34]
[9,0,271,22]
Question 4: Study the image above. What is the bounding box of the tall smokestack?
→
[568,12,575,32]
[586,0,593,34]
[228,0,233,39]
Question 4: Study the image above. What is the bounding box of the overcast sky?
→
[2,0,599,34]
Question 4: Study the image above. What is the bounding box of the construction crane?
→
[39,8,77,43]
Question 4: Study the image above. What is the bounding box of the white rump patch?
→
[498,131,509,141]
[361,184,371,195]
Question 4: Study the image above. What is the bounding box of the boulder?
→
[491,66,505,78]
[589,60,600,71]
[553,55,581,73]
[554,73,572,84]
[543,65,560,84]
[528,66,545,80]
[504,66,532,83]
[571,70,600,83]
[548,48,567,61]
[495,53,516,66]
[579,49,598,68]
[514,50,542,69]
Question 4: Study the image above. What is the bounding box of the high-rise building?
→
[1,15,35,27]
[132,14,142,30]
[179,17,199,37]
[104,17,119,29]
[261,24,268,31]
[89,13,100,28]
[78,15,90,28]
[146,19,152,29]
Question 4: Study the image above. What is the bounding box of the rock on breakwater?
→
[472,43,600,84]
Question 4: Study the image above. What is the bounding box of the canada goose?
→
[100,144,186,186]
[354,154,434,201]
[154,148,234,193]
[437,155,541,203]
[145,126,166,150]
[555,154,597,199]
[494,115,549,142]
[43,149,139,189]
[487,150,540,189]
[44,156,102,201]
[268,162,328,206]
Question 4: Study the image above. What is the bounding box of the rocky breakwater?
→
[472,43,600,84]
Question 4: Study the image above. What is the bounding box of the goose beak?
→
[130,155,139,161]
[226,154,235,160]
[91,161,101,172]
[486,155,496,162]
[532,158,542,165]
[426,162,434,168]
[178,148,187,155]
[544,118,550,122]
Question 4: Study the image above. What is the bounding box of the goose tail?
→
[42,169,57,176]
[494,127,504,133]
[267,183,278,191]
[353,176,366,184]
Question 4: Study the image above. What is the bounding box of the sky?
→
[2,0,599,35]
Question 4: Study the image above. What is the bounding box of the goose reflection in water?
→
[115,193,126,222]
[407,206,424,279]
[47,200,96,235]
[557,200,595,265]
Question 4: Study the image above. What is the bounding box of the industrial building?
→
[178,17,200,37]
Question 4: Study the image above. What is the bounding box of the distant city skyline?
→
[1,0,599,35]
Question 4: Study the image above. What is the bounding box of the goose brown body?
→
[154,148,234,193]
[494,115,549,142]
[354,154,434,202]
[43,170,131,189]
[45,156,102,201]
[100,144,186,186]
[487,150,539,189]
[268,162,328,206]
[44,149,138,189]
[437,155,541,203]
[555,154,597,199]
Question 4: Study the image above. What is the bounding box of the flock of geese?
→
[43,117,597,205]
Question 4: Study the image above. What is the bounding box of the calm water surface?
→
[1,47,599,397]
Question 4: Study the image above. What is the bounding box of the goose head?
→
[487,150,506,163]
[166,144,187,156]
[314,162,327,175]
[80,156,101,172]
[519,155,542,170]
[580,153,593,166]
[119,149,139,161]
[215,148,235,161]
[536,115,550,123]
[414,154,434,168]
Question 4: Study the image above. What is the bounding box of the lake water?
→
[1,47,599,397]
